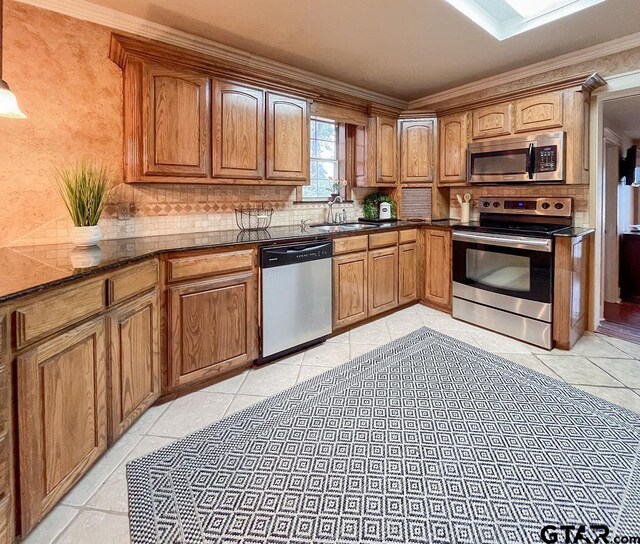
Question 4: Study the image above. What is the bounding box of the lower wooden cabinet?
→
[169,271,258,388]
[333,251,368,329]
[423,228,452,311]
[399,242,418,305]
[108,290,160,442]
[368,246,398,316]
[17,317,108,534]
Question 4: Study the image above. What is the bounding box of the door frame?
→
[589,69,640,330]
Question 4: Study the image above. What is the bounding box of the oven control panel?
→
[479,197,572,217]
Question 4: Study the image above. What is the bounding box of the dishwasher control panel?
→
[260,241,333,268]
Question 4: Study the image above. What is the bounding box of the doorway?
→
[597,94,640,342]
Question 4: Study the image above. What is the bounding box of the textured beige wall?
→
[0,1,123,247]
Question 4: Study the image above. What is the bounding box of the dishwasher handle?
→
[261,241,332,268]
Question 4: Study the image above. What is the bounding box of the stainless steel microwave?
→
[467,131,566,184]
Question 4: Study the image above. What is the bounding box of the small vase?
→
[70,225,102,247]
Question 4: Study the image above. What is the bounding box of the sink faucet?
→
[327,195,344,224]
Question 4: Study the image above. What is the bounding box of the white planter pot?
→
[70,225,102,247]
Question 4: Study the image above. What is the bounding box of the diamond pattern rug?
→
[127,327,640,543]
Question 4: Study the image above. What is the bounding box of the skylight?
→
[444,0,606,40]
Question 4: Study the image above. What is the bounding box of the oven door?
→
[452,231,553,321]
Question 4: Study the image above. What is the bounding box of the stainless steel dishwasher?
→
[260,240,333,362]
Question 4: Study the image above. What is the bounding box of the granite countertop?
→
[553,227,596,238]
[0,219,457,304]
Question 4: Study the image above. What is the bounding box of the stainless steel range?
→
[452,197,573,349]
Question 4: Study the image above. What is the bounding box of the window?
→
[303,118,341,201]
[444,0,605,40]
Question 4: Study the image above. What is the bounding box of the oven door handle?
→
[452,231,552,252]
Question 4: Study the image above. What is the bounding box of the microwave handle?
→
[527,143,535,179]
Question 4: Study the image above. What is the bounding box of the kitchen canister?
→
[456,193,472,223]
[379,202,392,220]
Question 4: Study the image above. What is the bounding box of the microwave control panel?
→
[534,145,558,172]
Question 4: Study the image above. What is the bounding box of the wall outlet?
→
[117,202,132,221]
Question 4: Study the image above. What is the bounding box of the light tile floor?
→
[27,304,640,543]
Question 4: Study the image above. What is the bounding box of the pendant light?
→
[0,0,26,118]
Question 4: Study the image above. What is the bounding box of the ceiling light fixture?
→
[445,0,607,40]
[0,0,26,119]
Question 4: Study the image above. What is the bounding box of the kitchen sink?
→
[309,222,380,232]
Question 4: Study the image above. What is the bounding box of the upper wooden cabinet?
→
[514,92,563,133]
[355,114,398,187]
[266,92,309,182]
[18,317,108,534]
[399,118,435,183]
[376,116,398,184]
[438,113,469,185]
[471,103,512,139]
[212,82,265,179]
[143,64,211,177]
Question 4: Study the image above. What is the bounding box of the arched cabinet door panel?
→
[266,93,309,182]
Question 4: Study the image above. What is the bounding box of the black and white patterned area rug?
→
[127,327,640,543]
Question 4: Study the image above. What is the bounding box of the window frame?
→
[296,117,353,203]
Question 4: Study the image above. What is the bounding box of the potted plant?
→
[328,178,347,202]
[55,160,112,247]
[362,191,396,220]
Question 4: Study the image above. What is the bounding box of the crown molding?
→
[15,0,408,110]
[409,31,640,110]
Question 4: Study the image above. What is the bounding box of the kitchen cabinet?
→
[553,232,592,350]
[422,228,452,311]
[399,118,435,183]
[0,313,12,544]
[355,115,398,186]
[212,82,265,179]
[108,290,160,442]
[17,317,108,534]
[438,113,469,185]
[399,242,418,305]
[514,91,563,133]
[471,103,512,139]
[143,64,211,177]
[266,92,310,182]
[169,271,258,388]
[333,251,369,329]
[368,246,399,316]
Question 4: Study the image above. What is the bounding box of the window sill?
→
[293,200,355,205]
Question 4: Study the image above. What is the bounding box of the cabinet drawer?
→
[15,278,106,348]
[168,250,254,282]
[399,229,418,244]
[369,231,399,249]
[333,235,368,255]
[108,259,158,306]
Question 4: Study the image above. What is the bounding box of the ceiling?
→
[83,0,640,101]
[604,95,640,140]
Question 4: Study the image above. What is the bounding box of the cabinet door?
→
[400,119,435,183]
[368,246,398,316]
[144,65,210,177]
[333,252,368,329]
[108,291,160,442]
[169,272,258,388]
[212,82,264,179]
[438,113,469,185]
[423,229,452,311]
[266,93,309,181]
[471,103,512,139]
[514,92,563,133]
[399,242,418,305]
[0,313,12,544]
[18,317,108,534]
[376,116,398,184]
